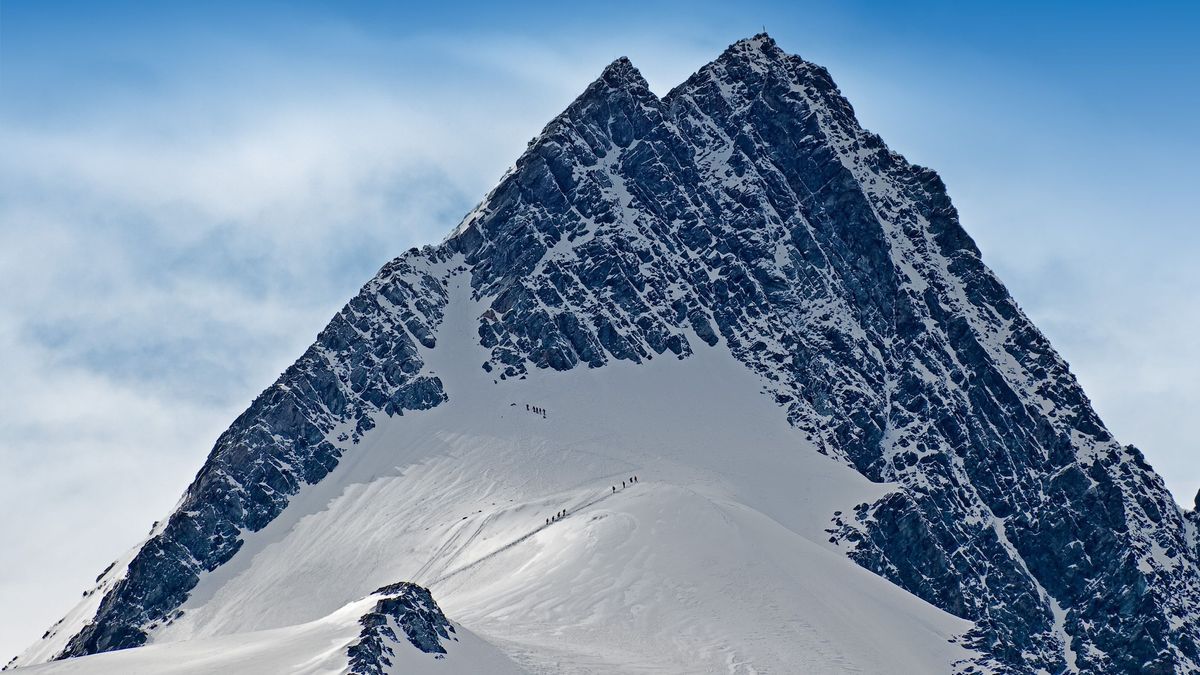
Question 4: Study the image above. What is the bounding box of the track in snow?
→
[430,481,642,586]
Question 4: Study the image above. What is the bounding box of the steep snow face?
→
[11,34,1200,674]
[133,275,979,674]
[14,273,981,674]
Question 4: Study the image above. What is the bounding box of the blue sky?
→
[1,0,1197,661]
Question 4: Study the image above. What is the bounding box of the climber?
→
[612,486,616,494]
[622,480,626,489]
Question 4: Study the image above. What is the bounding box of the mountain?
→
[8,34,1200,674]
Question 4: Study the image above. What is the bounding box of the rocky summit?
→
[9,35,1199,675]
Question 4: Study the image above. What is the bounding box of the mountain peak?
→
[737,31,778,49]
[596,55,650,92]
[664,33,802,105]
[720,32,787,66]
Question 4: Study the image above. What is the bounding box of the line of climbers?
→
[613,475,638,493]
[546,476,640,525]
[525,403,547,418]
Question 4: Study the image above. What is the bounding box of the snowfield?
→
[15,595,522,675]
[14,274,979,674]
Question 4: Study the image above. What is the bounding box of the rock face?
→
[346,583,457,675]
[13,34,1200,674]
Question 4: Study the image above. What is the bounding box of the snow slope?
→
[50,271,969,674]
[15,592,522,675]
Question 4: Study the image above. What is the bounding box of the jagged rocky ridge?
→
[16,34,1200,674]
[346,582,457,675]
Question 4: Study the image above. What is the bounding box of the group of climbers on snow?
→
[612,475,638,493]
[548,476,641,525]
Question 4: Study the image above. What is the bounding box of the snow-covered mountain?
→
[9,34,1200,674]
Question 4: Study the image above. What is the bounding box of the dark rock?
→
[346,582,457,675]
